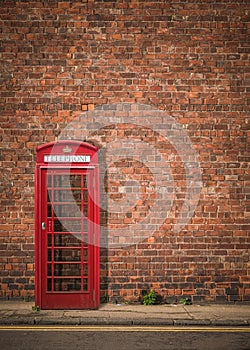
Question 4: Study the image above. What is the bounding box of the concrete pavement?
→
[0,301,249,326]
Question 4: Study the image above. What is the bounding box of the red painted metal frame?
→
[35,141,100,309]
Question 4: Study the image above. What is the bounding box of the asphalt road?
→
[0,326,249,350]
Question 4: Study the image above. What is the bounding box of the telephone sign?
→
[44,155,91,163]
[35,141,100,309]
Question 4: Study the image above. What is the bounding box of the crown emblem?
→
[62,145,72,153]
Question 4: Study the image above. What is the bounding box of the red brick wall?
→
[0,0,249,303]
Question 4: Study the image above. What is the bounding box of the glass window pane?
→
[54,249,81,262]
[83,234,88,246]
[47,190,52,204]
[54,263,81,276]
[53,175,81,188]
[83,264,88,276]
[83,190,88,203]
[48,204,52,217]
[70,175,81,188]
[47,175,52,187]
[83,176,88,188]
[53,204,81,218]
[54,190,81,202]
[47,278,52,291]
[54,234,82,247]
[48,249,52,262]
[48,234,52,247]
[47,264,52,276]
[54,220,81,233]
[83,249,88,262]
[83,279,88,291]
[54,278,81,291]
[83,219,88,232]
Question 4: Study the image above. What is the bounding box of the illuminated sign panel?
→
[44,155,91,163]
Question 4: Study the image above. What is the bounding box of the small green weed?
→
[32,305,40,312]
[143,290,157,305]
[180,297,192,305]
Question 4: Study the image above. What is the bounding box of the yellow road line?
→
[0,326,249,333]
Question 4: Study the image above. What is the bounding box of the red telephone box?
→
[35,141,100,309]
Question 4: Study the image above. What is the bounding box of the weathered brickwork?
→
[0,0,249,303]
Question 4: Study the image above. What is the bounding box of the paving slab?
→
[184,305,250,321]
[0,301,249,326]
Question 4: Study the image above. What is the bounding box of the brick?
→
[5,264,12,271]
